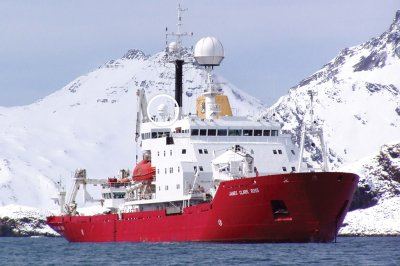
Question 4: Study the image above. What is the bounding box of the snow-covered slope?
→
[0,49,264,209]
[269,11,400,169]
[267,11,400,234]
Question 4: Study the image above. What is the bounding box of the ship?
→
[46,4,359,243]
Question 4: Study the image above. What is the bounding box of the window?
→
[263,130,271,136]
[199,166,204,171]
[198,149,203,154]
[254,130,262,136]
[208,129,216,136]
[217,129,227,136]
[169,167,173,173]
[165,168,167,174]
[278,150,282,154]
[159,186,161,191]
[178,166,180,173]
[291,167,296,172]
[157,151,160,156]
[271,130,279,136]
[163,151,166,157]
[243,129,253,136]
[193,166,198,172]
[165,185,169,191]
[157,169,160,174]
[204,149,208,154]
[176,184,180,189]
[182,149,186,154]
[170,150,172,156]
[199,129,207,136]
[152,132,157,138]
[228,129,242,136]
[273,150,277,155]
[191,129,199,136]
[282,167,287,172]
[291,150,295,155]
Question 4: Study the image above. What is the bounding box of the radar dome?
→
[194,37,224,66]
[168,42,178,53]
[157,104,168,117]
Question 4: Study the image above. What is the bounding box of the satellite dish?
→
[194,37,224,66]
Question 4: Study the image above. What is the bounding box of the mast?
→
[166,1,193,117]
[298,90,329,172]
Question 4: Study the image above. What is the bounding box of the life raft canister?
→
[133,160,156,182]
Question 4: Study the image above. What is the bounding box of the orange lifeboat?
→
[133,160,155,182]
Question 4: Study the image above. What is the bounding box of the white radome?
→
[168,42,178,53]
[157,103,168,117]
[194,37,224,66]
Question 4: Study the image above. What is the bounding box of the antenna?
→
[165,0,193,61]
[165,0,193,117]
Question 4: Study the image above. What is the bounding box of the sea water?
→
[1,236,399,265]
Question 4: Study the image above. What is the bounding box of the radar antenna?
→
[165,0,193,117]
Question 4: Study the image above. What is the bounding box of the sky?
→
[0,0,398,107]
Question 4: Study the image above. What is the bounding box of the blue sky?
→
[0,0,398,107]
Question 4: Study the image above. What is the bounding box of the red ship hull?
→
[47,172,358,243]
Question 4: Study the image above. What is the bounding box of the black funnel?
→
[175,59,184,107]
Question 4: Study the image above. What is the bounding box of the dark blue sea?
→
[1,236,399,265]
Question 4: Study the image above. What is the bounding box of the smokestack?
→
[175,59,184,108]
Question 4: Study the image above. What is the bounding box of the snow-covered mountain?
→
[0,49,264,209]
[268,11,400,234]
[1,11,399,236]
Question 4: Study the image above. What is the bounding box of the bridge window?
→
[217,129,227,136]
[152,132,157,138]
[243,129,253,136]
[191,129,199,136]
[254,130,262,136]
[200,129,207,136]
[263,130,271,136]
[271,130,279,136]
[228,129,242,136]
[208,129,216,136]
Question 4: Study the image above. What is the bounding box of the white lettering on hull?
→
[228,187,259,197]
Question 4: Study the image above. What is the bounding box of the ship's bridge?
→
[139,115,285,144]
